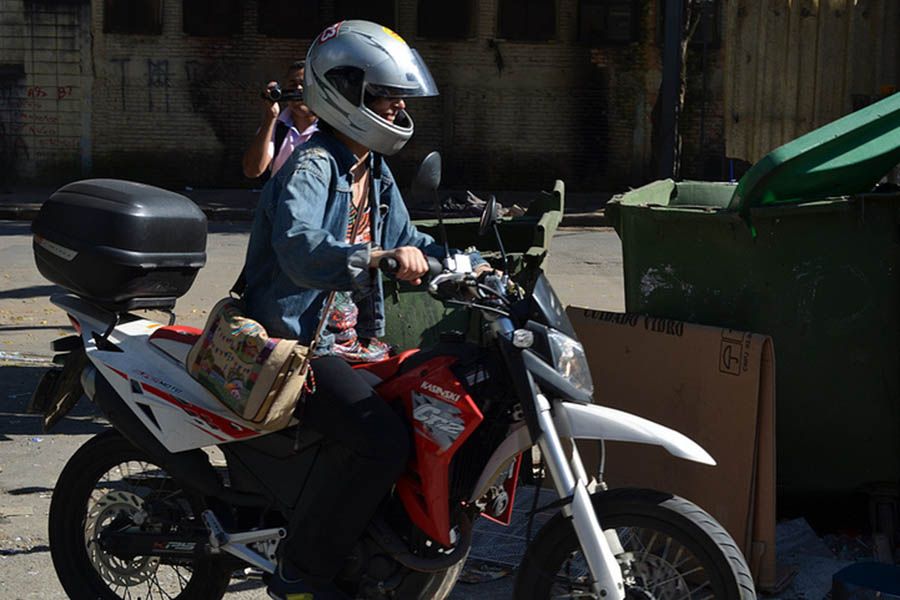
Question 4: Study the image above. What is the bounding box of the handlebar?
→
[379,255,512,312]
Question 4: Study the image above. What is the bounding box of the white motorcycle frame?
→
[56,294,271,452]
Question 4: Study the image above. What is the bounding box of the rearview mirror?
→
[412,151,442,196]
[479,195,500,237]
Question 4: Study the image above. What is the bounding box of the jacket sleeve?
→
[267,154,371,291]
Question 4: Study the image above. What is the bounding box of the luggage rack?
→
[56,293,179,349]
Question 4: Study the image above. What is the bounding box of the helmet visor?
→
[365,49,439,99]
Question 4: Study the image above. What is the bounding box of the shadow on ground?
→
[0,221,31,235]
[0,284,64,300]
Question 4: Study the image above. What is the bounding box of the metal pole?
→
[659,0,684,180]
[698,1,710,179]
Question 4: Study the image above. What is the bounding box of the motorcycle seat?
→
[148,325,202,363]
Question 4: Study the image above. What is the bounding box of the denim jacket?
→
[243,131,474,353]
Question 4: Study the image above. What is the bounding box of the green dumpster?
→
[605,93,900,499]
[382,180,565,351]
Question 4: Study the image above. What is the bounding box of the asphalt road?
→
[0,221,624,599]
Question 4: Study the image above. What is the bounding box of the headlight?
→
[546,329,594,397]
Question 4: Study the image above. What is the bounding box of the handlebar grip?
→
[426,256,443,277]
[379,256,444,278]
[379,256,399,273]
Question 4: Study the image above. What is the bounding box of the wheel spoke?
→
[659,536,673,564]
[151,572,176,600]
[542,518,733,600]
[174,565,191,587]
[640,531,659,563]
[672,580,714,600]
[649,564,704,589]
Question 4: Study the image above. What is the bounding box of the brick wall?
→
[0,0,91,188]
[90,0,297,188]
[1,0,728,193]
[397,0,610,192]
[679,25,727,181]
[588,0,662,188]
[587,0,728,186]
[89,0,616,191]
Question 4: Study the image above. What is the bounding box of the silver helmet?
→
[304,20,439,156]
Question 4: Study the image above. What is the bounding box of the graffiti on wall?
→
[185,58,254,113]
[0,70,26,185]
[0,84,81,158]
[147,59,171,113]
[110,56,252,115]
[0,68,81,184]
[110,57,130,110]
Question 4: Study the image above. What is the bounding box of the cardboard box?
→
[567,307,779,591]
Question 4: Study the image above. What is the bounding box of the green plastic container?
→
[732,92,900,212]
[382,180,565,351]
[606,93,900,498]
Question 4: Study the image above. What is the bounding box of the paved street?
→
[0,221,624,599]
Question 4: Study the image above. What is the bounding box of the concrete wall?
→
[1,0,731,192]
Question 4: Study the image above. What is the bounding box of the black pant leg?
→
[283,356,410,583]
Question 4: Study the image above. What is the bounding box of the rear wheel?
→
[49,430,232,600]
[513,488,756,599]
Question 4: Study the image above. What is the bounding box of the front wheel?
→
[514,488,756,599]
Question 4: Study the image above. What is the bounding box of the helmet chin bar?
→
[342,106,414,156]
[393,109,412,130]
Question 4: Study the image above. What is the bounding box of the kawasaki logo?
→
[420,382,461,403]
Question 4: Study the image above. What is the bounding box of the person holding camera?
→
[242,60,318,180]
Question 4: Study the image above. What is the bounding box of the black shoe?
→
[266,562,350,600]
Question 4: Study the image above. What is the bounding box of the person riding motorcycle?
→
[241,20,487,600]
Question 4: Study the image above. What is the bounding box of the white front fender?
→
[554,401,716,466]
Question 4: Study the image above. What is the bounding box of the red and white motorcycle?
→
[30,155,754,599]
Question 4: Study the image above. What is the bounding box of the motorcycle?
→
[30,154,754,599]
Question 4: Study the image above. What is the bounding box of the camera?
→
[261,84,303,103]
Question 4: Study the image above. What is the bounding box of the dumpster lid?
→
[729,93,900,212]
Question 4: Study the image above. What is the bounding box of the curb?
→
[561,211,609,228]
[0,205,41,221]
[1,204,610,227]
[0,204,258,223]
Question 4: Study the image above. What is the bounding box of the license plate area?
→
[27,344,87,432]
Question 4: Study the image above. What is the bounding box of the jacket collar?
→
[311,130,362,174]
[311,130,389,183]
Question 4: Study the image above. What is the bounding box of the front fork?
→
[535,393,626,600]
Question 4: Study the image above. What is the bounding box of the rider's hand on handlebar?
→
[472,265,509,301]
[474,263,504,281]
[371,247,429,285]
[473,263,493,277]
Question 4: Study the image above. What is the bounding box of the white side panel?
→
[55,297,272,453]
[555,402,716,466]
